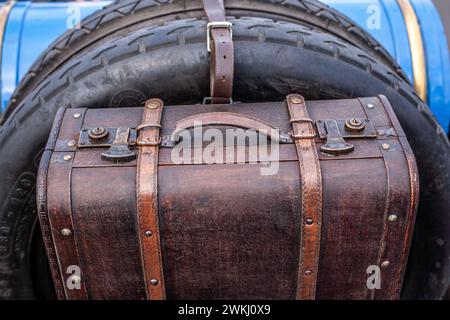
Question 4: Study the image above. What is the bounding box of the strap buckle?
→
[136,136,162,146]
[207,21,233,53]
[290,131,317,139]
[290,117,316,139]
[137,123,162,146]
[202,96,234,105]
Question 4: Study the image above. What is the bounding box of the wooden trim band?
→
[40,107,88,300]
[287,94,323,300]
[47,151,89,300]
[37,107,68,300]
[378,95,420,299]
[397,0,427,101]
[137,98,166,300]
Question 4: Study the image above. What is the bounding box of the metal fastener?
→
[147,102,160,109]
[367,103,375,109]
[345,117,366,132]
[304,270,312,276]
[63,155,72,161]
[381,261,390,268]
[306,219,314,225]
[290,96,303,104]
[73,113,81,119]
[61,228,72,237]
[150,279,159,286]
[67,140,76,147]
[388,215,398,222]
[88,127,108,140]
[382,143,391,150]
[377,130,385,136]
[145,231,153,237]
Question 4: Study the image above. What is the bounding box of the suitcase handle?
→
[169,112,293,145]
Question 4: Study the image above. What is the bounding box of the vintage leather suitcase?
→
[37,94,419,300]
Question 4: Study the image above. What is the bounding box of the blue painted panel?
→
[1,1,109,110]
[18,1,110,80]
[410,0,450,132]
[321,0,414,82]
[1,1,30,111]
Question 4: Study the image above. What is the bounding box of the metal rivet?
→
[150,279,159,286]
[367,103,375,109]
[306,219,314,225]
[63,155,72,161]
[382,143,391,150]
[290,96,303,104]
[304,270,312,276]
[147,102,160,109]
[381,261,390,268]
[61,228,72,237]
[388,215,398,222]
[145,231,153,237]
[67,140,76,147]
[73,113,81,119]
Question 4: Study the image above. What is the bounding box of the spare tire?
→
[0,17,448,299]
[1,0,409,123]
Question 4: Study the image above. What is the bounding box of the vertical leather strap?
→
[137,98,166,300]
[203,0,234,104]
[287,94,323,300]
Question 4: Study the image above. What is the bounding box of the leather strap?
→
[203,0,234,104]
[287,94,323,300]
[137,99,166,300]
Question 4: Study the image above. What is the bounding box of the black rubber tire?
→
[0,17,448,300]
[0,0,409,123]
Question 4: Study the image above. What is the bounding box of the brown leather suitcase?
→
[37,94,419,300]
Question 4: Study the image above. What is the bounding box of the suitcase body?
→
[37,95,419,300]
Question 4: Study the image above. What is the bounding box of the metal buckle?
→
[202,96,234,105]
[137,123,162,131]
[290,131,317,139]
[207,21,233,53]
[290,117,314,124]
[290,117,316,139]
[136,136,162,146]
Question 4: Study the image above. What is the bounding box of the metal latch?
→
[78,127,137,162]
[319,120,354,155]
[316,118,376,156]
[101,127,136,162]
